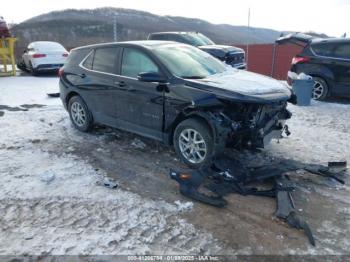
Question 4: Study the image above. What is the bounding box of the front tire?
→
[68,96,93,132]
[173,118,214,169]
[312,77,329,101]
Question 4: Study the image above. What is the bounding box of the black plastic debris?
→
[47,93,60,98]
[170,169,227,207]
[170,155,347,246]
[96,177,118,189]
[275,175,315,246]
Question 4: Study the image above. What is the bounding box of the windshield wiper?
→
[181,76,205,79]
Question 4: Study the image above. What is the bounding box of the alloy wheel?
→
[312,80,324,100]
[178,128,207,164]
[71,102,86,127]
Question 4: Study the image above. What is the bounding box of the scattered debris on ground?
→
[131,138,147,149]
[170,155,347,246]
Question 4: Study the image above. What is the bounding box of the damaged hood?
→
[198,45,244,59]
[185,68,291,103]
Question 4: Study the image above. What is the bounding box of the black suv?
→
[59,41,291,168]
[148,32,246,69]
[277,33,350,100]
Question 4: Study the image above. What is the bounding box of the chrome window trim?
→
[310,45,350,61]
[78,49,158,81]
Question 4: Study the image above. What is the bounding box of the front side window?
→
[92,47,119,74]
[153,44,226,79]
[333,44,350,59]
[121,48,159,78]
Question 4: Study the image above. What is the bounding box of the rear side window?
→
[311,43,337,57]
[121,48,159,78]
[92,47,119,74]
[333,44,350,59]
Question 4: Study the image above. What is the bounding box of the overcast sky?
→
[2,0,349,37]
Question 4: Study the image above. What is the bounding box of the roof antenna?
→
[113,16,118,42]
[246,7,251,71]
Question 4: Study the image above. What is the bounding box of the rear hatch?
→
[275,33,314,46]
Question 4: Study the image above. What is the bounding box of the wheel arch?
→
[65,91,80,108]
[167,111,216,146]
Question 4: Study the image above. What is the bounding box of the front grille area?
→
[225,52,245,65]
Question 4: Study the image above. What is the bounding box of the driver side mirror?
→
[137,72,167,83]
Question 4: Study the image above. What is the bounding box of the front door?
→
[114,47,165,141]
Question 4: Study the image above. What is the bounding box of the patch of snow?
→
[131,138,146,149]
[0,77,223,255]
[0,76,60,106]
[174,200,194,212]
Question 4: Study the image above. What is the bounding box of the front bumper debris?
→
[170,155,347,246]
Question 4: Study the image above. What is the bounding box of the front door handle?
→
[114,81,127,87]
[114,81,135,91]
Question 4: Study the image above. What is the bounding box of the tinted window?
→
[153,44,225,78]
[121,48,159,78]
[168,35,190,44]
[150,34,168,40]
[82,51,94,69]
[92,47,119,74]
[311,43,337,57]
[333,44,350,59]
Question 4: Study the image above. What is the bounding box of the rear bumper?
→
[34,64,64,71]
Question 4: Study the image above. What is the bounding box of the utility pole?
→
[113,16,117,42]
[246,8,250,71]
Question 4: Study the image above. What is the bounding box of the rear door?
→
[78,46,122,126]
[113,47,165,140]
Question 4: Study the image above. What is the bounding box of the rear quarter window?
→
[82,51,94,69]
[311,43,337,57]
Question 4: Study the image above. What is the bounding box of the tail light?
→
[58,68,64,77]
[62,53,69,57]
[32,54,46,58]
[292,56,310,65]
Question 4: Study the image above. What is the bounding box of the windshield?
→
[182,33,215,46]
[153,44,226,79]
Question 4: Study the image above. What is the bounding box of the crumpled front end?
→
[209,100,292,150]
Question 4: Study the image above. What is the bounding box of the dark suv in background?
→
[148,32,246,69]
[277,33,350,100]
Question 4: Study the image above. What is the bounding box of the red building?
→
[237,44,303,80]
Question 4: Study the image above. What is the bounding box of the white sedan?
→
[18,41,69,75]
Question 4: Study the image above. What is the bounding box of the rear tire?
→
[312,77,329,101]
[68,96,93,132]
[29,63,38,76]
[173,118,214,169]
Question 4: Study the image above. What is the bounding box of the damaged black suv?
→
[59,41,292,168]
